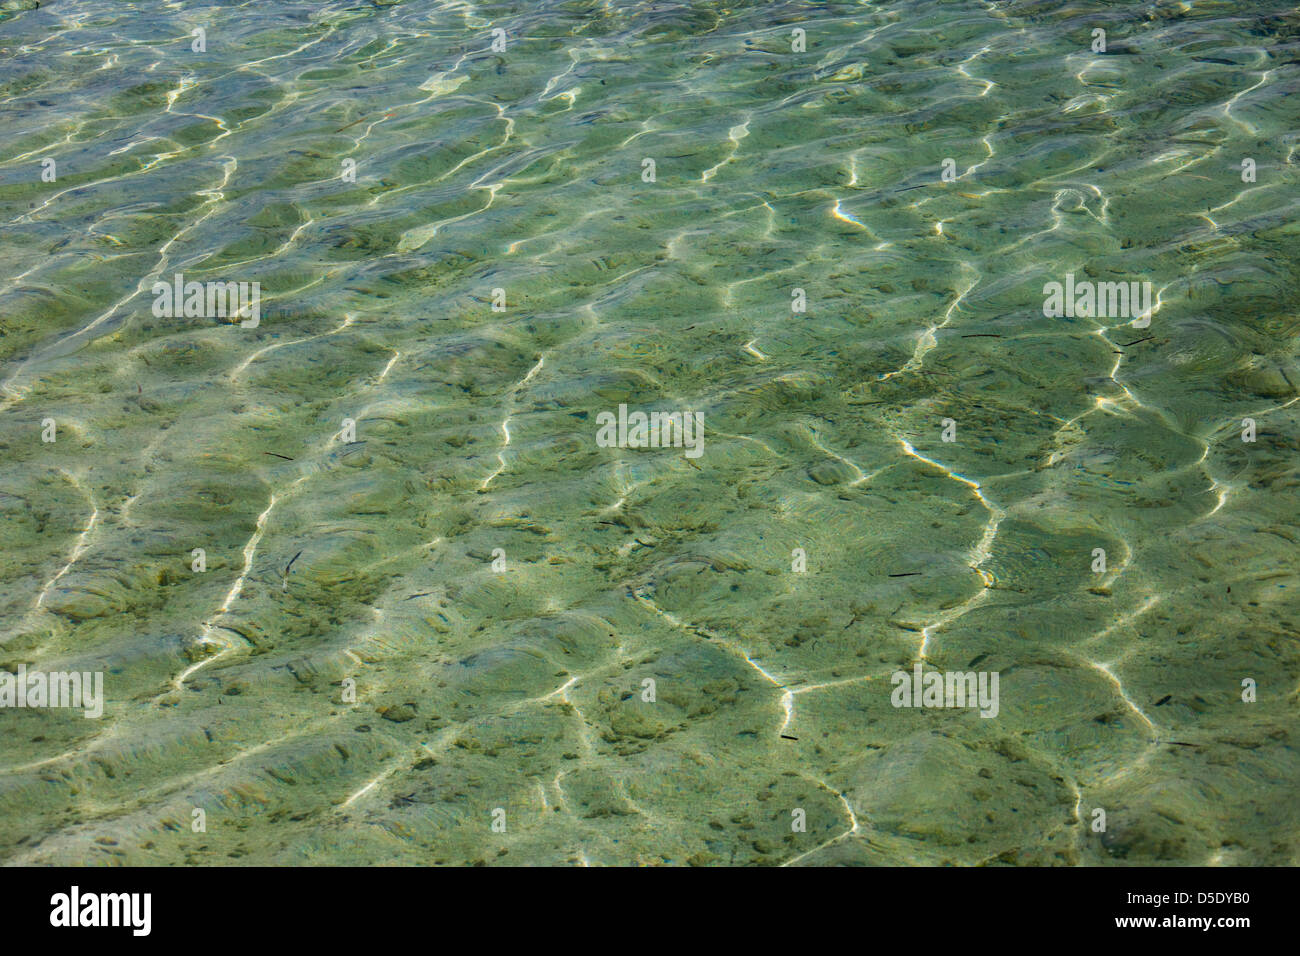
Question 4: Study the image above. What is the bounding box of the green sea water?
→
[0,0,1298,866]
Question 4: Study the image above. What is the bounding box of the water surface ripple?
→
[0,0,1298,865]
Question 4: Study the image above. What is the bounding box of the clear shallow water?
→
[0,0,1297,865]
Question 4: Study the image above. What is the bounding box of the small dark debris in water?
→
[285,550,303,575]
[264,451,294,461]
[1166,741,1199,747]
[889,571,922,577]
[961,334,1003,338]
[968,653,988,668]
[780,734,799,741]
[1118,335,1155,348]
[1155,694,1172,706]
[336,110,394,132]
